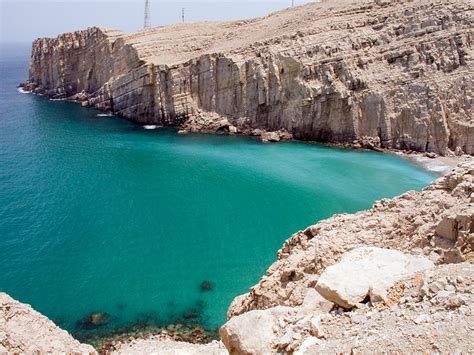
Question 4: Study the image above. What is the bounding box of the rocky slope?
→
[23,0,473,154]
[227,161,473,318]
[219,161,473,353]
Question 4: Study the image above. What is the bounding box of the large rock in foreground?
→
[315,247,434,308]
[0,293,95,353]
[24,0,474,154]
[220,307,295,355]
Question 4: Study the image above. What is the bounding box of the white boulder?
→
[315,247,434,308]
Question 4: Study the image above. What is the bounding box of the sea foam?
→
[143,125,161,130]
[17,87,31,94]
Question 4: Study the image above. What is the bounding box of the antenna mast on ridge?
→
[144,0,151,29]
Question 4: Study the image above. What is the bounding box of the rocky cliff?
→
[23,0,473,154]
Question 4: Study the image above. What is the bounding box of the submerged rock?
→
[200,280,214,292]
[183,310,198,320]
[76,312,110,330]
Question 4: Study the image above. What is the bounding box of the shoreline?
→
[5,86,474,351]
[17,84,473,178]
[14,84,472,351]
[394,152,466,176]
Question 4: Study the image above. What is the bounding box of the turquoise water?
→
[0,44,435,339]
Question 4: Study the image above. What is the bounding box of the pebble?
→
[310,317,325,338]
[350,313,365,323]
[436,290,454,298]
[444,284,456,292]
[413,314,431,324]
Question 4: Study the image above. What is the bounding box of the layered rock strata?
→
[23,0,474,154]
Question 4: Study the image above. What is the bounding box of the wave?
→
[49,98,67,101]
[143,125,162,130]
[396,153,453,176]
[412,156,452,175]
[17,87,31,94]
[97,113,114,117]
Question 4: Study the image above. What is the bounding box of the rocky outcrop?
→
[306,262,474,353]
[227,161,473,319]
[23,0,474,154]
[221,161,473,353]
[222,261,474,354]
[0,293,95,353]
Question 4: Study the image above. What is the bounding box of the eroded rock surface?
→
[23,0,474,154]
[301,263,474,354]
[0,293,95,353]
[315,247,434,308]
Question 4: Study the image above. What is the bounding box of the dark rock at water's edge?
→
[94,323,218,353]
[74,315,218,351]
[72,299,215,350]
[76,312,110,330]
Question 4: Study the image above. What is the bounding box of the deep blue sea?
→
[0,43,435,341]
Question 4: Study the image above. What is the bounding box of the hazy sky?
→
[1,0,314,43]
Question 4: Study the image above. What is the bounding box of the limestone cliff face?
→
[25,0,473,154]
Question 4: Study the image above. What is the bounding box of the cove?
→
[0,44,435,340]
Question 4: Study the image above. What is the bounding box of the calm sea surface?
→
[0,43,435,339]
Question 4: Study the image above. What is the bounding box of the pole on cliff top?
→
[182,8,185,23]
[144,0,151,29]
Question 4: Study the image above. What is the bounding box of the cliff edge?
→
[23,0,473,154]
[0,293,95,353]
